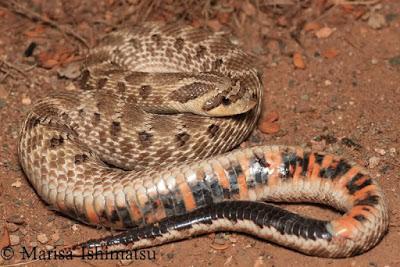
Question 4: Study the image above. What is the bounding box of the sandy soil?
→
[0,0,399,266]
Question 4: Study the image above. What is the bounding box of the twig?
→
[0,72,12,83]
[1,60,27,76]
[1,0,89,48]
[314,0,380,23]
[333,0,380,5]
[1,259,40,267]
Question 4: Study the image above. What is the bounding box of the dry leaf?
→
[24,25,45,38]
[352,9,367,20]
[242,1,256,16]
[191,19,202,28]
[293,52,306,69]
[264,111,279,123]
[217,12,231,24]
[341,4,354,13]
[276,16,289,27]
[304,22,321,32]
[206,19,222,32]
[258,122,280,134]
[323,48,339,59]
[315,27,334,38]
[11,180,22,188]
[210,242,230,250]
[0,227,10,249]
[37,51,59,69]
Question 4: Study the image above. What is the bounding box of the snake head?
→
[202,94,257,117]
[200,79,258,117]
[166,73,259,117]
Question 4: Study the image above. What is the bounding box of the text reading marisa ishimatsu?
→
[0,246,156,261]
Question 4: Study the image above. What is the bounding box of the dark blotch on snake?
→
[128,38,139,49]
[80,70,91,90]
[49,136,64,148]
[97,78,108,90]
[196,45,207,58]
[175,132,191,146]
[74,154,89,164]
[151,34,162,46]
[139,85,152,100]
[170,82,214,103]
[207,124,219,137]
[174,38,184,51]
[117,82,126,93]
[138,131,153,145]
[110,121,121,136]
[212,58,223,70]
[93,112,101,125]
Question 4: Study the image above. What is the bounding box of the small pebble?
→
[324,80,332,86]
[9,234,20,246]
[19,228,28,235]
[213,233,226,245]
[374,148,386,156]
[389,55,400,66]
[6,223,19,232]
[65,83,77,91]
[51,232,60,242]
[166,252,174,260]
[389,147,396,157]
[45,245,54,251]
[228,235,238,243]
[54,239,64,246]
[6,215,26,225]
[253,256,267,267]
[71,224,79,232]
[0,99,6,109]
[37,233,49,244]
[21,96,32,105]
[120,259,134,266]
[301,94,309,100]
[57,63,81,80]
[315,27,334,38]
[371,58,378,64]
[368,12,387,29]
[369,156,380,168]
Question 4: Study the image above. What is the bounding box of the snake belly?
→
[18,23,388,258]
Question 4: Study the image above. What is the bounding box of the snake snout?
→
[204,96,257,117]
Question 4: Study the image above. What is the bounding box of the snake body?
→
[18,23,388,258]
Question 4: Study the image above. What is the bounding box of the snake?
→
[18,22,388,258]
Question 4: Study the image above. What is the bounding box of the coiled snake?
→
[18,23,388,258]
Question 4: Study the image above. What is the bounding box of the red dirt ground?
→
[0,1,399,266]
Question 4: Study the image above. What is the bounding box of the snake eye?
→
[222,97,231,105]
